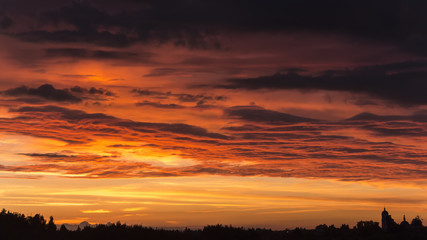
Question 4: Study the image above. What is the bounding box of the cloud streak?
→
[220,61,427,106]
[0,104,425,181]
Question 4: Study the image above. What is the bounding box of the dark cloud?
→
[44,48,152,62]
[224,105,427,139]
[0,16,13,29]
[142,67,234,78]
[8,1,221,49]
[14,30,136,49]
[131,89,225,101]
[143,68,178,77]
[363,125,427,138]
[70,86,115,96]
[159,124,229,140]
[107,144,138,148]
[347,111,427,122]
[349,98,379,106]
[135,101,185,109]
[2,84,115,103]
[12,105,115,120]
[225,105,318,124]
[131,89,172,98]
[113,121,230,140]
[5,0,427,53]
[221,61,427,106]
[340,111,427,137]
[131,89,226,107]
[3,84,81,103]
[177,94,226,103]
[20,153,70,158]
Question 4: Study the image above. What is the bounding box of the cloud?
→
[44,48,152,63]
[132,89,226,102]
[3,0,427,54]
[70,86,115,97]
[12,105,116,121]
[19,152,116,163]
[0,16,13,29]
[132,89,226,108]
[2,1,427,183]
[10,105,230,140]
[131,89,169,97]
[14,30,136,49]
[143,68,179,77]
[347,111,427,122]
[225,105,318,124]
[135,101,185,109]
[220,61,427,106]
[345,111,427,137]
[2,84,116,104]
[8,1,221,49]
[0,104,426,181]
[3,84,81,103]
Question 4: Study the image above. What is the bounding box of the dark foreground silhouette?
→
[0,209,425,240]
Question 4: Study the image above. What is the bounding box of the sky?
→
[0,0,426,229]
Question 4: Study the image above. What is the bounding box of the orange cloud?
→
[0,103,424,181]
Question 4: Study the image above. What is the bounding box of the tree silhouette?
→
[411,216,423,228]
[60,224,68,232]
[0,208,425,240]
[47,216,57,232]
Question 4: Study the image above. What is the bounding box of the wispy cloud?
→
[81,209,112,214]
[0,104,424,181]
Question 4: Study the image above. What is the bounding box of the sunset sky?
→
[0,0,426,229]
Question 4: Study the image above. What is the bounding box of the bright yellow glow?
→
[123,207,147,212]
[81,209,112,214]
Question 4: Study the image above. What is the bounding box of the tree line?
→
[0,209,425,240]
